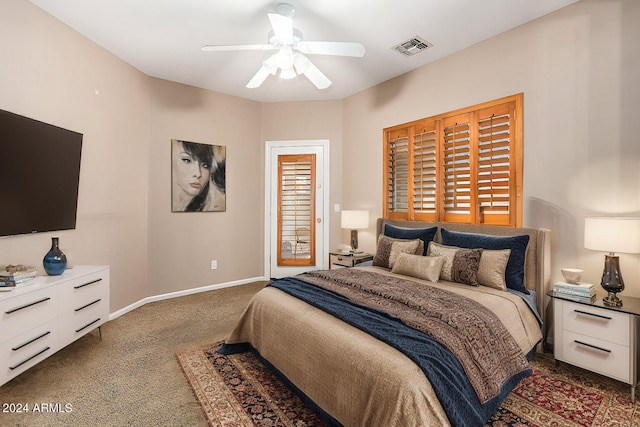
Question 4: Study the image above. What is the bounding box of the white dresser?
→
[551,293,640,402]
[0,265,109,386]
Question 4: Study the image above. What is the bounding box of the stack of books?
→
[553,281,596,303]
[0,265,37,289]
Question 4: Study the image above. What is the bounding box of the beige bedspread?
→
[225,266,542,426]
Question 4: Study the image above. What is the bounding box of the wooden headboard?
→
[376,219,552,324]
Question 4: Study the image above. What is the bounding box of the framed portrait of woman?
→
[171,139,226,212]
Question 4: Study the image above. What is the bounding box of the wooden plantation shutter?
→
[442,114,473,223]
[412,121,438,221]
[277,154,316,266]
[382,93,522,227]
[384,128,410,218]
[476,102,516,225]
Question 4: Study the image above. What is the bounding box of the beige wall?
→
[261,101,345,254]
[342,0,640,295]
[146,79,263,295]
[0,0,150,311]
[2,0,639,312]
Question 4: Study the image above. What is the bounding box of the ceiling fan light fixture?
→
[276,45,294,70]
[279,67,297,80]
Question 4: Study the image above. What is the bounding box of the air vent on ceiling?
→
[392,36,433,56]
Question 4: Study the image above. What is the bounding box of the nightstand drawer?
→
[561,330,630,382]
[562,300,629,346]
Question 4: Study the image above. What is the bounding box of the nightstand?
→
[549,291,640,402]
[329,252,373,269]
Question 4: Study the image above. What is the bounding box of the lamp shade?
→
[584,217,640,254]
[341,210,369,229]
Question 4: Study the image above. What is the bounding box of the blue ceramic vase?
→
[43,237,67,276]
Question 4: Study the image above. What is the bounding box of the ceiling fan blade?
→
[201,44,275,52]
[267,12,293,44]
[302,59,331,89]
[296,41,365,57]
[246,65,271,88]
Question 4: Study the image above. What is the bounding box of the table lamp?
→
[341,210,369,252]
[584,217,640,306]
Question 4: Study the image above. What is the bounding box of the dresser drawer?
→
[0,319,58,385]
[58,272,108,313]
[0,286,58,339]
[561,300,629,346]
[560,330,630,382]
[59,297,108,344]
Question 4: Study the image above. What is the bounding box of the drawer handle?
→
[12,331,51,351]
[574,340,612,353]
[76,318,101,333]
[74,278,102,289]
[5,297,51,314]
[75,299,101,312]
[574,309,612,320]
[9,347,51,370]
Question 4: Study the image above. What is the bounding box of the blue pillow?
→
[383,224,437,255]
[440,228,530,294]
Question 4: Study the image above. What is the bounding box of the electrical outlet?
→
[210,260,217,270]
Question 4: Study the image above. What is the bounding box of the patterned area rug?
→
[176,343,639,426]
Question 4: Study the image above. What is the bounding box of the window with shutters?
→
[383,93,523,227]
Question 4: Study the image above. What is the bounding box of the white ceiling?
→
[30,0,578,103]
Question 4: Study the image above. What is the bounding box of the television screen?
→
[0,108,83,237]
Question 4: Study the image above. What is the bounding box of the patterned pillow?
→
[477,248,511,290]
[373,235,421,269]
[440,229,530,294]
[391,253,446,282]
[427,242,482,286]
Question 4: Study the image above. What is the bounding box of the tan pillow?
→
[388,240,421,269]
[391,253,446,282]
[477,248,511,290]
[373,235,422,269]
[427,242,482,286]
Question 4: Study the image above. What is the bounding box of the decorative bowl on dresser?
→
[0,265,110,386]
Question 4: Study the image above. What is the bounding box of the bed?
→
[220,219,551,426]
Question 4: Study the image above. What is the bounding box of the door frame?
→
[264,140,330,278]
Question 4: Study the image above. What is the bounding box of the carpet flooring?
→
[178,344,640,427]
[0,281,267,426]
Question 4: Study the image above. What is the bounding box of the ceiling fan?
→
[201,3,365,90]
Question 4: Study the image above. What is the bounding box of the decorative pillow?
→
[477,248,511,291]
[391,253,446,282]
[373,235,421,269]
[427,242,482,286]
[440,229,530,294]
[383,224,437,255]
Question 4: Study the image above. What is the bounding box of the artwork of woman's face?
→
[172,140,211,197]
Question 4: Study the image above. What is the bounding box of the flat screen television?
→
[0,108,83,238]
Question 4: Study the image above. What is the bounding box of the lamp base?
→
[603,291,623,307]
[350,229,358,252]
[601,253,624,306]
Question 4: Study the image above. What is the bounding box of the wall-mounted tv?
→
[0,108,83,238]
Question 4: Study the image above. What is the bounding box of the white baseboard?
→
[109,276,268,321]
